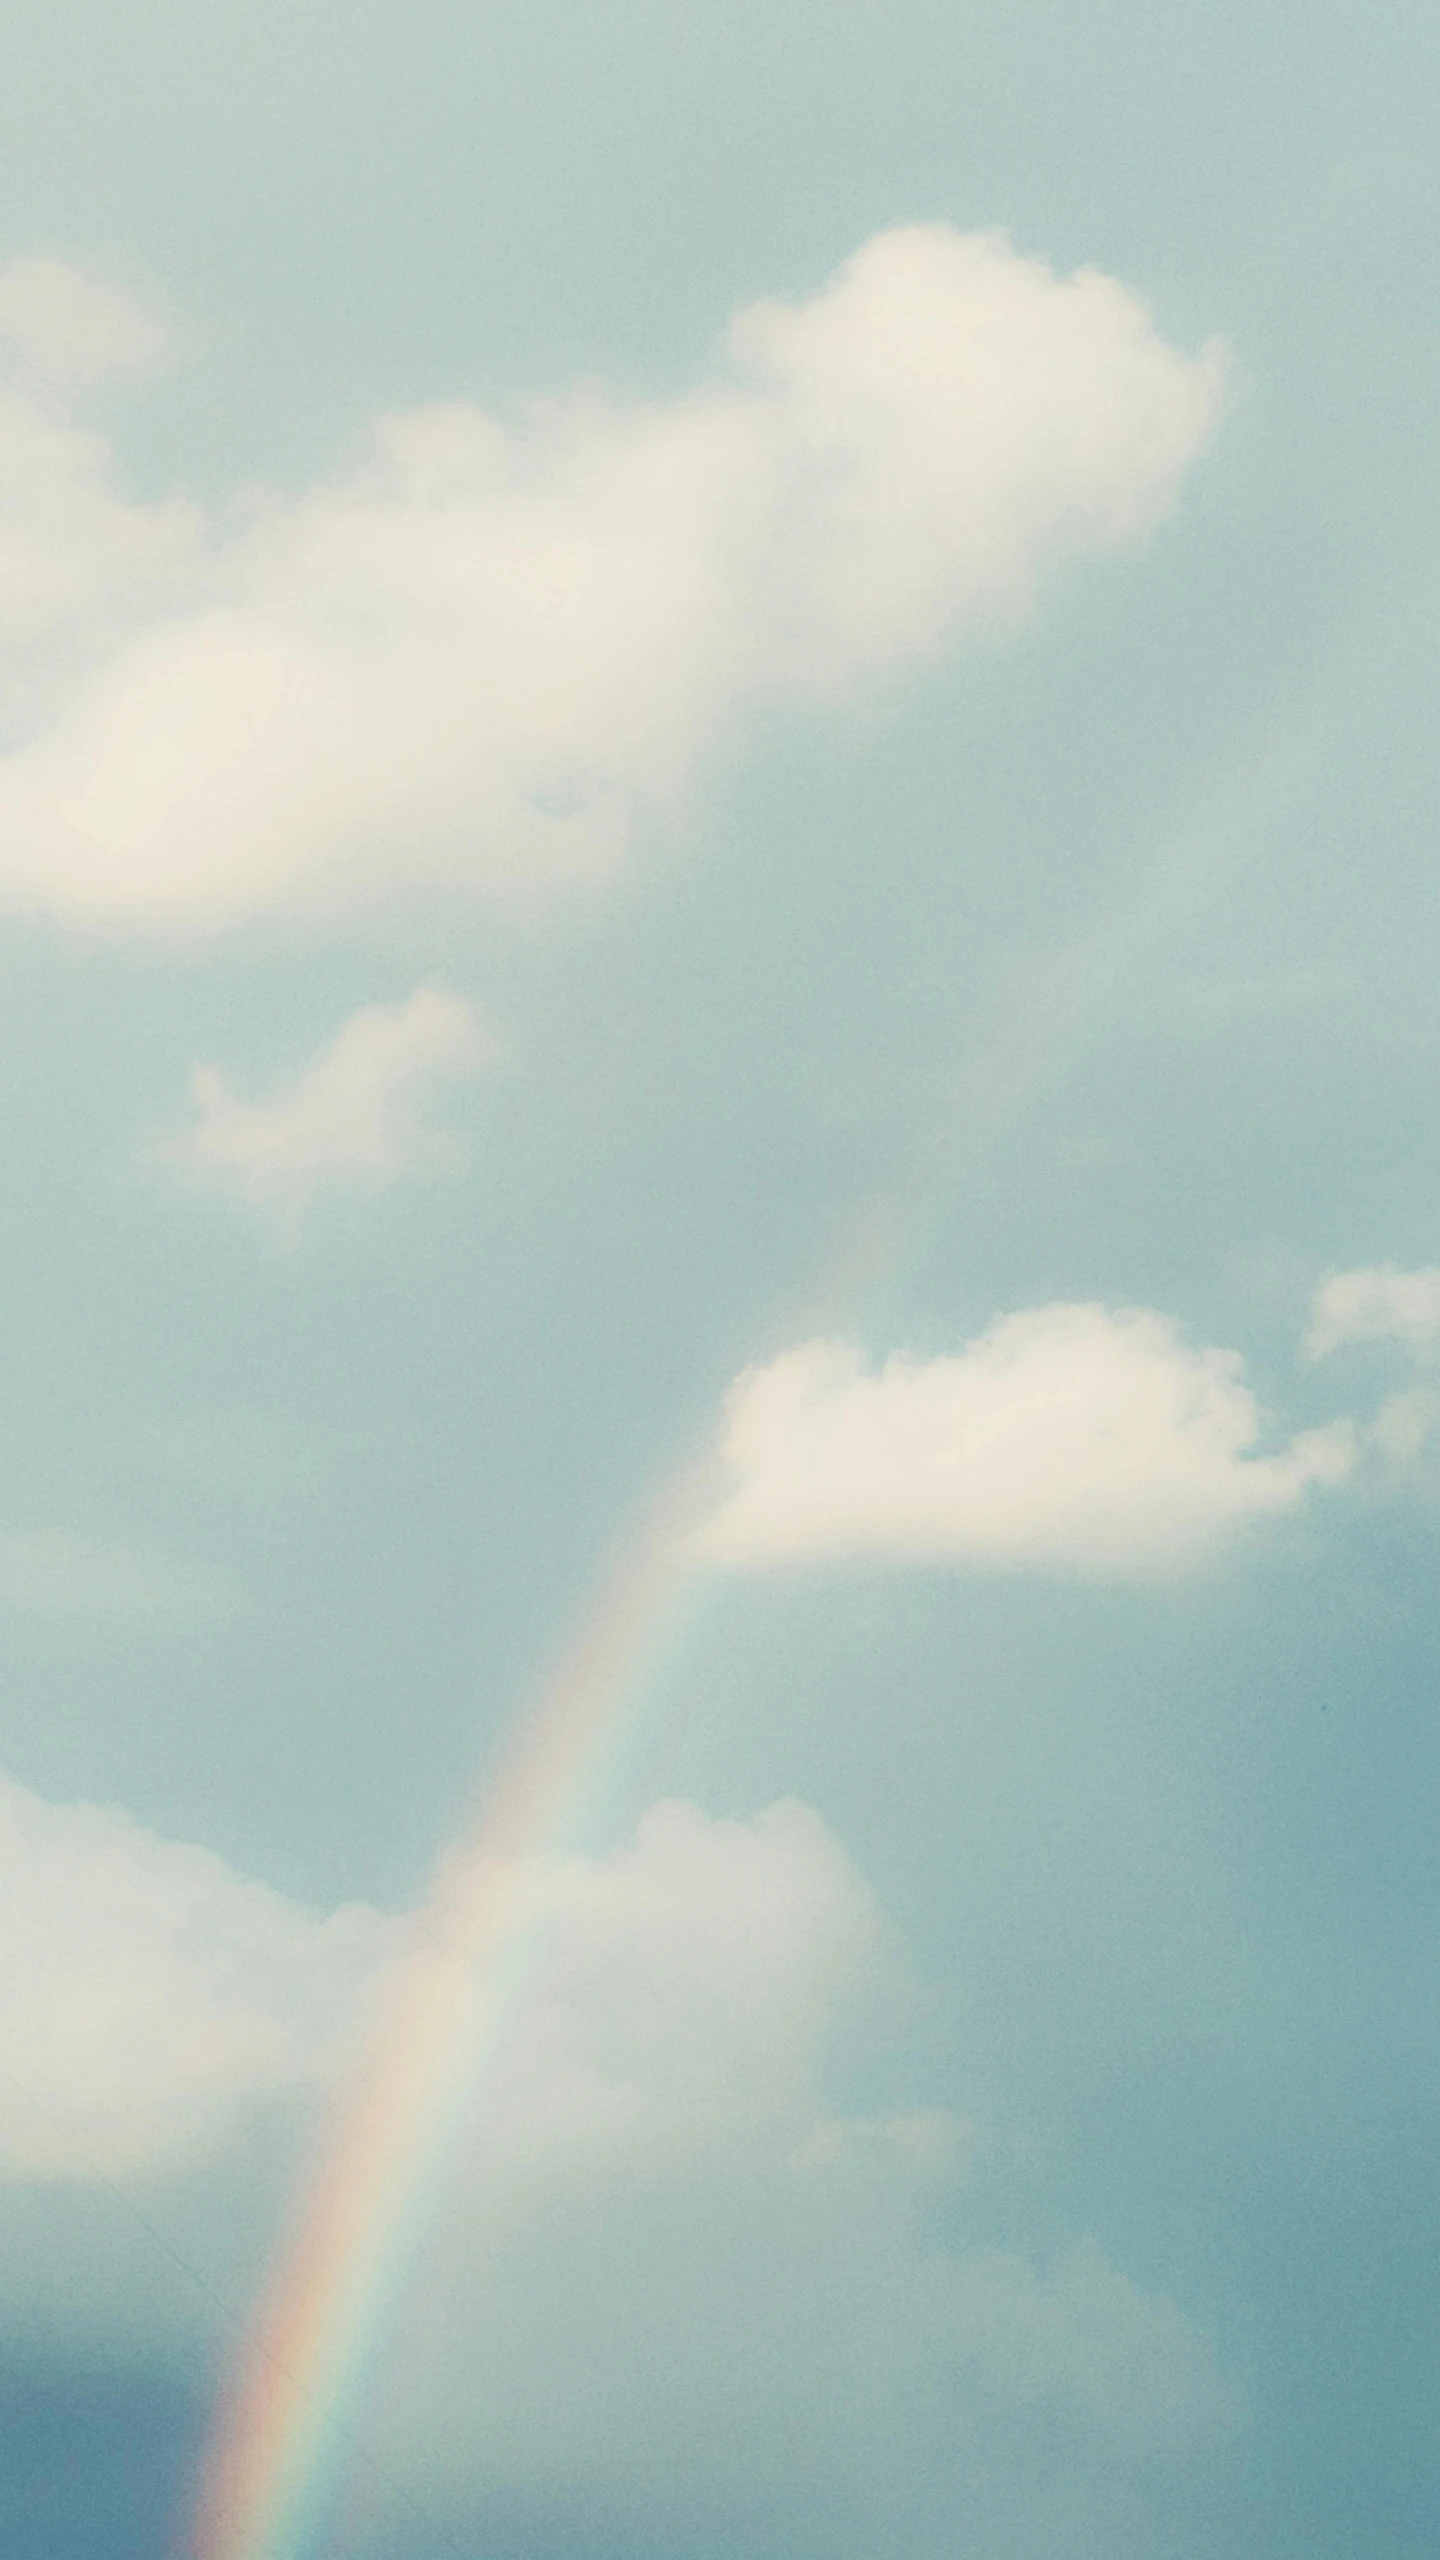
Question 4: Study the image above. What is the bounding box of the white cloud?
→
[454,1797,898,2194]
[0,1784,885,2195]
[1307,1264,1440,1359]
[0,1769,388,2181]
[701,1304,1355,1576]
[0,1530,237,1620]
[365,1796,1241,2546]
[1371,1385,1440,1464]
[0,1773,1240,2539]
[169,985,493,1232]
[0,259,199,728]
[0,256,169,395]
[937,2238,1244,2458]
[0,229,1224,932]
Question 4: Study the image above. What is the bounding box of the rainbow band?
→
[191,1470,706,2560]
[189,726,1297,2558]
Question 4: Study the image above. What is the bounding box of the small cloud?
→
[701,1305,1354,1578]
[0,256,168,397]
[0,1530,237,1622]
[1371,1386,1440,1466]
[1306,1264,1440,1360]
[0,262,199,714]
[168,986,494,1237]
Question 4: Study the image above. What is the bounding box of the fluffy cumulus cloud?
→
[0,1786,892,2195]
[0,1769,388,2181]
[0,230,1223,932]
[362,1794,1242,2555]
[168,985,492,1232]
[702,1303,1355,1575]
[449,1797,898,2191]
[0,1774,1240,2547]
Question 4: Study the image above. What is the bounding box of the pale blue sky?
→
[1,5,1439,2557]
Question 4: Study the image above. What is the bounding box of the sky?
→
[1,3,1440,2554]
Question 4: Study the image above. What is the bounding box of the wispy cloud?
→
[0,230,1224,932]
[169,986,493,1235]
[0,1531,237,1622]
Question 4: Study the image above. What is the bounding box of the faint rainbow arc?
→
[190,1469,708,2560]
[189,705,1325,2560]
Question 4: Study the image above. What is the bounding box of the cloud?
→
[1306,1264,1440,1359]
[1305,1266,1440,1471]
[1371,1385,1440,1464]
[0,1775,1240,2548]
[0,1769,388,2181]
[449,1797,899,2195]
[168,985,493,1232]
[0,1530,237,1621]
[363,1797,1241,2552]
[382,2201,1242,2537]
[0,1786,886,2196]
[0,256,169,395]
[0,229,1224,932]
[701,1304,1355,1575]
[433,1807,1236,2465]
[0,260,199,728]
[936,2238,1244,2458]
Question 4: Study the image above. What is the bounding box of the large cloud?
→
[0,1772,1241,2551]
[0,1784,894,2195]
[362,1795,1242,2555]
[0,229,1223,932]
[702,1303,1355,1575]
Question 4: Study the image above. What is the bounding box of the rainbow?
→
[189,1462,710,2560]
[187,717,1305,2559]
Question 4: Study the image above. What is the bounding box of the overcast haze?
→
[1,5,1439,2556]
